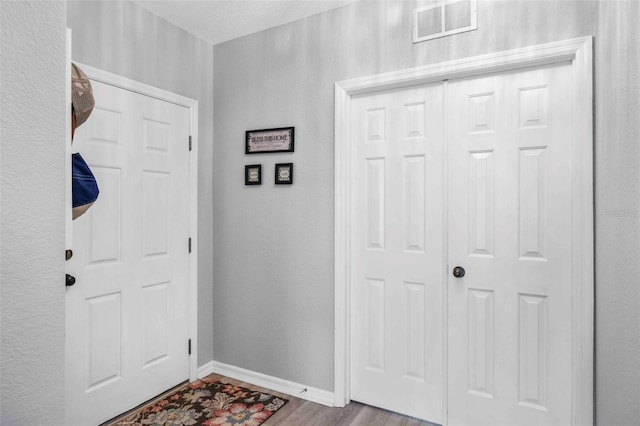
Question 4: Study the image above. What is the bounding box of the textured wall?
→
[595,1,640,424]
[212,0,595,392]
[0,1,67,424]
[4,0,638,424]
[67,0,215,367]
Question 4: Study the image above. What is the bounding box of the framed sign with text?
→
[245,127,294,154]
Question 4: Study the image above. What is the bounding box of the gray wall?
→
[0,1,67,424]
[1,1,637,424]
[213,1,639,424]
[67,0,215,367]
[595,1,640,425]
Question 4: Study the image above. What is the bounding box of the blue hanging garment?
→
[72,153,99,219]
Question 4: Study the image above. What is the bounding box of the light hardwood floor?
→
[208,373,439,426]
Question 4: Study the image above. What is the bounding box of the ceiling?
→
[132,0,362,46]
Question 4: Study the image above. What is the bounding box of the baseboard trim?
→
[196,361,216,379]
[196,361,335,407]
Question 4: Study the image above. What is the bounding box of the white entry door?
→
[65,80,191,425]
[350,62,575,425]
[447,64,574,425]
[350,84,445,423]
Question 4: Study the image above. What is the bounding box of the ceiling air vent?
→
[413,0,477,43]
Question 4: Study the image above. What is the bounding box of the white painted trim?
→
[187,105,199,383]
[333,81,351,408]
[336,37,587,96]
[76,63,200,383]
[569,37,594,426]
[65,29,73,252]
[334,36,594,425]
[196,360,216,379]
[76,65,198,109]
[200,361,335,407]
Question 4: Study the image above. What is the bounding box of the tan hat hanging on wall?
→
[71,63,95,128]
[70,63,99,220]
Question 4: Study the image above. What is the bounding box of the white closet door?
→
[447,63,574,426]
[350,84,445,423]
[66,80,191,425]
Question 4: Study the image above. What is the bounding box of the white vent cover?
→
[413,0,477,43]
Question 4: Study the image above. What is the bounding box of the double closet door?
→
[350,62,574,426]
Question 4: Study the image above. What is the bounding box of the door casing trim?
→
[333,36,593,425]
[74,63,200,382]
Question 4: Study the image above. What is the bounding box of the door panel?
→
[350,84,444,423]
[66,81,190,425]
[447,63,573,425]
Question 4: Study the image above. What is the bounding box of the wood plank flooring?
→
[208,373,439,426]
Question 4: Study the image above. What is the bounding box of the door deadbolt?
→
[452,266,465,278]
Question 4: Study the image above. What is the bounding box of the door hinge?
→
[188,237,192,253]
[188,339,192,355]
[189,135,192,151]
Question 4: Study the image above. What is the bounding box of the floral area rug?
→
[112,377,288,426]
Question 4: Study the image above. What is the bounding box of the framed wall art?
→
[246,127,294,154]
[275,163,293,185]
[245,164,262,185]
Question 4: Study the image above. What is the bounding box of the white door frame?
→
[72,63,200,382]
[334,37,593,425]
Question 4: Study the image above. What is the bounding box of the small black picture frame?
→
[245,164,262,185]
[275,163,293,185]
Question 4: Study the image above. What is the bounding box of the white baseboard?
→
[196,360,335,407]
[196,361,216,379]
